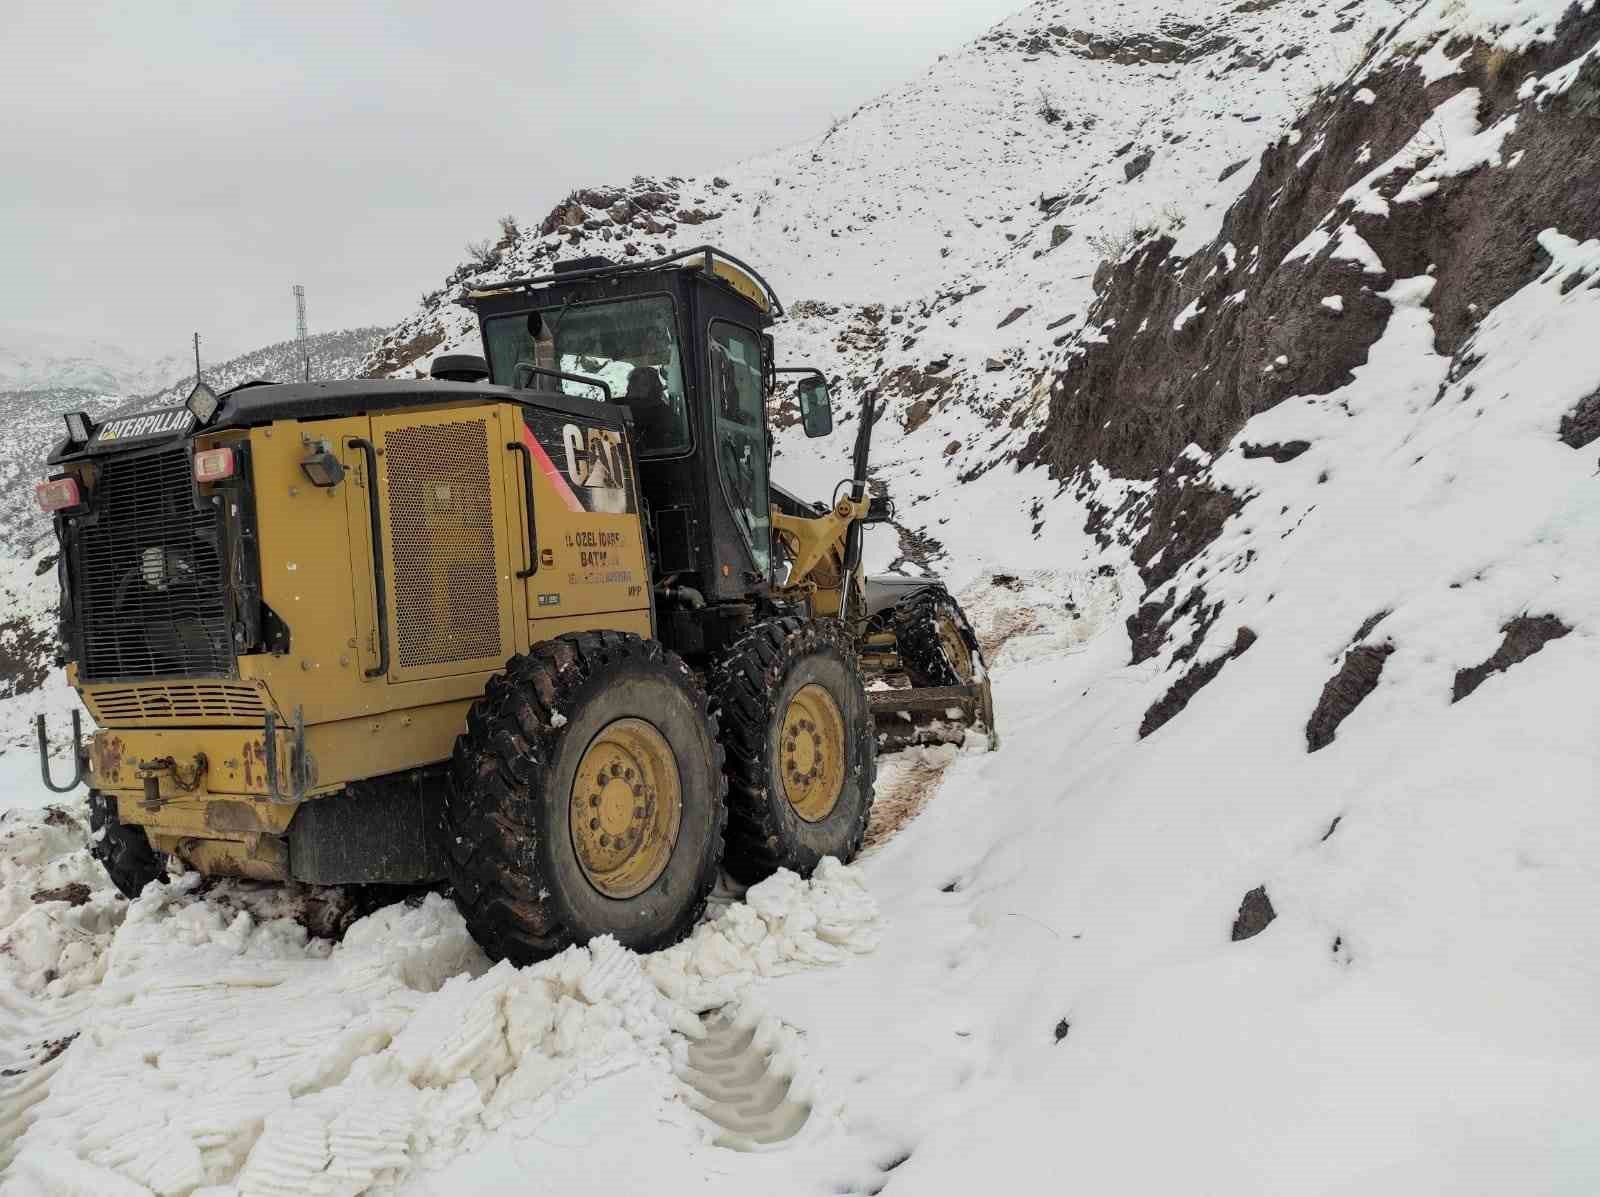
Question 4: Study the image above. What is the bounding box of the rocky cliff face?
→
[1038,0,1600,670]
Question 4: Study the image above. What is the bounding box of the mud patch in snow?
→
[957,567,1123,666]
[862,746,960,852]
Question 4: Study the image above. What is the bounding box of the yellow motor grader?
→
[35,246,993,963]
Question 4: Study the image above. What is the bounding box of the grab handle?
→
[346,437,389,679]
[506,441,538,578]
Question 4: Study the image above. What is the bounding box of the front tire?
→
[441,631,726,964]
[710,618,875,883]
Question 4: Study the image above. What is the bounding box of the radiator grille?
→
[384,419,502,668]
[74,446,232,682]
[87,682,266,724]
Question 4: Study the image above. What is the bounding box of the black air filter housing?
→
[429,354,490,382]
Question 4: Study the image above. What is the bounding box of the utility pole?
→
[293,284,310,381]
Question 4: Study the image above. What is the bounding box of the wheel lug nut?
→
[590,818,600,830]
[600,833,610,847]
[634,806,644,819]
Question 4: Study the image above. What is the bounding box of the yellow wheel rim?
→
[937,613,975,683]
[780,684,847,823]
[570,718,682,899]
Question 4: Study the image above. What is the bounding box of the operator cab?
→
[466,248,816,634]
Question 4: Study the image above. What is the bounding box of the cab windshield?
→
[483,296,690,455]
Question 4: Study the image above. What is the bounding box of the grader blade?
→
[869,678,998,753]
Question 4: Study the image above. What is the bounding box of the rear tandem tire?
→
[441,631,727,965]
[88,791,166,898]
[710,617,876,884]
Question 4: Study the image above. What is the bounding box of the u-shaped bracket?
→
[36,710,85,794]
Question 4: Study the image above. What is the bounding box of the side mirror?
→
[797,376,833,438]
[863,492,896,525]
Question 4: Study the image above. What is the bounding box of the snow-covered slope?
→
[366,0,1404,550]
[4,0,1600,1192]
[137,327,386,408]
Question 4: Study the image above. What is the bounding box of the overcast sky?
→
[2,0,1021,363]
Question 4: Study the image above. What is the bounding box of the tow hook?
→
[136,753,208,808]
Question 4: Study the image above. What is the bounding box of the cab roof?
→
[464,244,782,318]
[47,378,627,465]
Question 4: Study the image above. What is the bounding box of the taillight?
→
[36,477,81,513]
[193,447,236,482]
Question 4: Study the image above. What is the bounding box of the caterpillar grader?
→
[34,245,994,963]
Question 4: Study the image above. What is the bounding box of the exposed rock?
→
[1218,158,1251,182]
[1559,387,1600,448]
[997,306,1031,329]
[1452,614,1573,702]
[1140,626,1258,738]
[362,327,445,378]
[31,882,91,907]
[1052,225,1073,247]
[1045,13,1600,484]
[1231,886,1276,941]
[1306,642,1394,752]
[1240,440,1311,462]
[1124,150,1154,181]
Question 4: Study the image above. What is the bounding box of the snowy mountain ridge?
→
[0,327,385,560]
[0,326,193,397]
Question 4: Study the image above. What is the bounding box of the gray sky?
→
[2,0,1021,363]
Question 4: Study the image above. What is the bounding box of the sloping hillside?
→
[138,326,387,408]
[365,0,1403,571]
[3,1,1599,1193]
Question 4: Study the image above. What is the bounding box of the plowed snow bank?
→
[0,800,877,1193]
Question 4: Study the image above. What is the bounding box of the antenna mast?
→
[293,284,310,381]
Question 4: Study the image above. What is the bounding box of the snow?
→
[1320,294,1345,312]
[1332,224,1387,275]
[0,820,878,1188]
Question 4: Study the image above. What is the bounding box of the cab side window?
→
[708,322,769,575]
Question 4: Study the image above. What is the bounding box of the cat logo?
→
[562,424,628,514]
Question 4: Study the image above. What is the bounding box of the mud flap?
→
[868,678,999,753]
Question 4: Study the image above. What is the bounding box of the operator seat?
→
[621,366,673,446]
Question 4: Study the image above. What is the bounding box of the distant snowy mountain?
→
[0,327,384,558]
[0,326,189,397]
